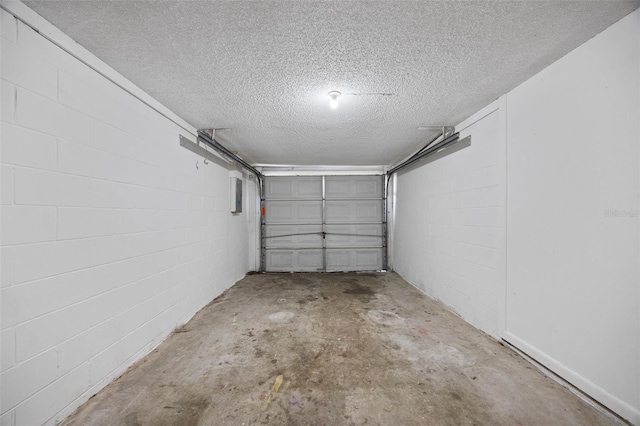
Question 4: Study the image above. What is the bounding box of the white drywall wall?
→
[392,99,507,339]
[393,8,639,423]
[0,4,253,425]
[504,9,639,423]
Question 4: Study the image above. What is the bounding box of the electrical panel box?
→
[230,177,242,213]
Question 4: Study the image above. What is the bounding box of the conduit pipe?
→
[196,131,263,179]
[387,132,460,176]
[406,131,446,162]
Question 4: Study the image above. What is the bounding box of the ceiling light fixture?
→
[328,91,341,109]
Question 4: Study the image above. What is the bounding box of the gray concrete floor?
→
[64,272,617,426]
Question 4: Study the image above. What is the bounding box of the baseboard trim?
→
[501,331,638,425]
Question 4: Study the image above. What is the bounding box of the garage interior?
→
[0,1,639,425]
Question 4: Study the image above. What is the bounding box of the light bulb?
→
[328,91,341,109]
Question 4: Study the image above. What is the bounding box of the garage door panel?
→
[299,203,323,221]
[355,201,382,222]
[325,224,383,248]
[298,180,322,198]
[268,250,294,269]
[266,250,323,272]
[325,176,383,199]
[354,249,383,270]
[264,175,384,272]
[265,225,322,248]
[265,200,322,224]
[265,176,322,200]
[326,248,382,271]
[354,177,382,198]
[325,200,382,223]
[325,177,350,198]
[325,201,349,222]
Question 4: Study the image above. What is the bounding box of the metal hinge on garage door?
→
[262,175,386,272]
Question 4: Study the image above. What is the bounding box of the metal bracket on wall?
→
[421,135,471,166]
[200,129,215,139]
[196,131,263,178]
[179,135,221,164]
[387,133,471,175]
[442,126,455,139]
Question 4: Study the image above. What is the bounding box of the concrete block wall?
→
[392,101,506,339]
[393,9,639,423]
[503,9,639,423]
[0,5,253,425]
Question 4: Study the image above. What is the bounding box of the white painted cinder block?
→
[0,329,16,372]
[0,348,57,411]
[90,119,167,170]
[57,300,154,376]
[57,139,119,181]
[393,103,505,339]
[1,37,57,100]
[87,232,166,267]
[393,9,640,424]
[1,123,58,171]
[5,239,90,286]
[0,205,57,246]
[15,20,91,85]
[15,300,96,362]
[504,10,640,423]
[57,207,114,240]
[1,80,16,123]
[14,88,90,144]
[89,179,166,210]
[0,410,14,426]
[14,168,90,206]
[4,272,86,329]
[14,363,91,426]
[1,165,14,205]
[1,10,18,42]
[1,3,253,423]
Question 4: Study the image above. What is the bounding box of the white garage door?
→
[264,175,385,272]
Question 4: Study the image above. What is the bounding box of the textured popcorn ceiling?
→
[24,1,639,166]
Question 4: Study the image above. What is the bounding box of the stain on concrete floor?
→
[63,272,618,426]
